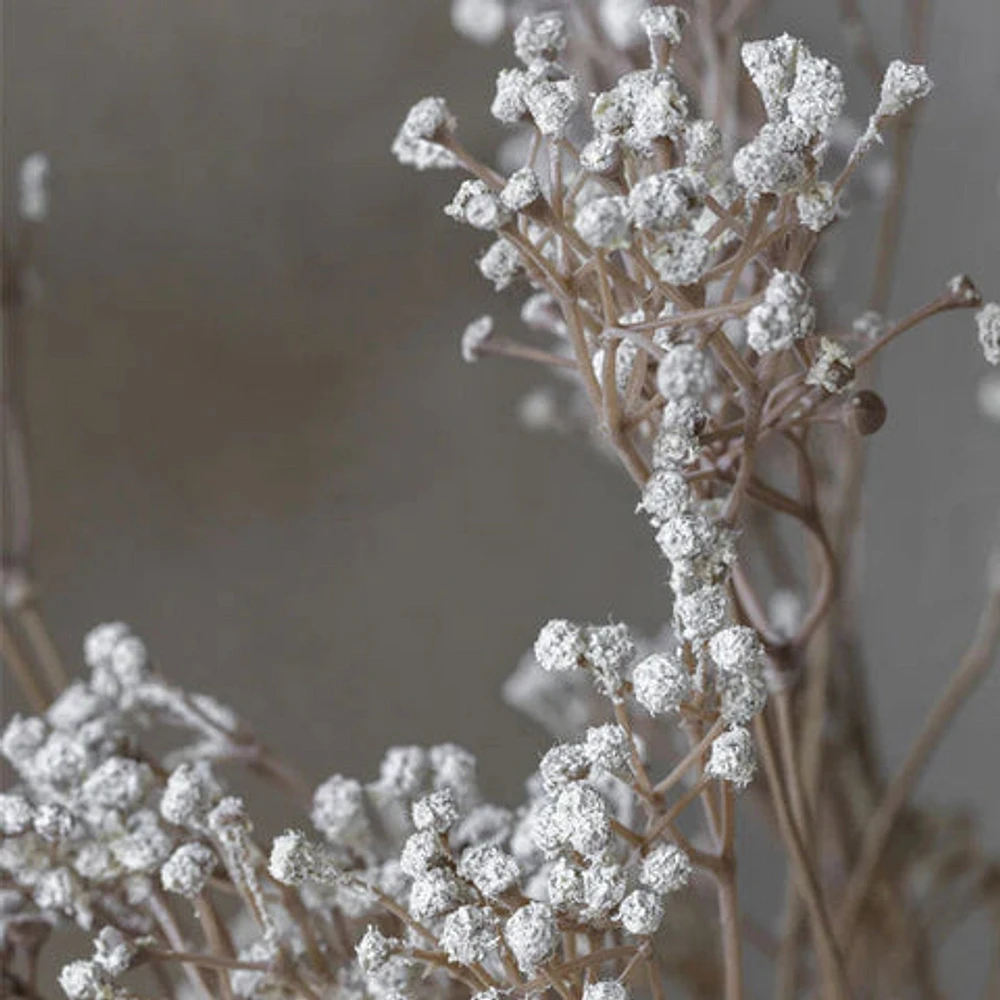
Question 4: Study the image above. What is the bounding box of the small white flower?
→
[583,724,632,774]
[684,119,722,169]
[534,619,585,672]
[504,901,559,972]
[629,170,704,232]
[513,13,567,67]
[392,97,458,171]
[741,34,802,121]
[580,134,622,174]
[706,727,757,788]
[617,887,664,935]
[19,152,50,222]
[445,179,511,230]
[796,181,839,232]
[674,584,730,641]
[311,773,370,847]
[412,788,459,833]
[876,60,933,119]
[161,842,217,897]
[451,0,506,45]
[787,54,845,135]
[640,843,692,895]
[461,316,495,363]
[650,230,711,285]
[806,337,855,393]
[400,829,447,877]
[501,167,542,212]
[410,867,466,920]
[575,196,632,248]
[639,6,687,46]
[637,467,690,525]
[733,120,811,199]
[746,271,815,353]
[708,626,764,673]
[584,983,629,1000]
[539,742,590,792]
[632,652,691,715]
[357,925,400,974]
[458,843,520,897]
[440,905,499,964]
[554,781,612,858]
[525,77,580,138]
[478,239,521,291]
[976,303,1000,365]
[583,860,628,916]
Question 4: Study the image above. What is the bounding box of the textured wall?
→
[4,0,998,864]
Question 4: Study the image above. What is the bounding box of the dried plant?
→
[2,4,1000,1000]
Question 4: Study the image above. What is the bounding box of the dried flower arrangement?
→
[2,3,999,1000]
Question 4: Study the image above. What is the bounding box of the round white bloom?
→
[539,742,590,793]
[583,724,632,774]
[628,170,703,232]
[409,867,465,920]
[650,230,711,286]
[628,76,689,148]
[440,905,499,964]
[311,774,370,846]
[514,13,567,66]
[161,841,217,897]
[741,34,801,120]
[459,843,520,897]
[718,668,768,724]
[580,134,621,174]
[534,619,585,672]
[637,467,690,524]
[19,153,50,222]
[575,196,631,248]
[976,303,1000,366]
[160,761,222,828]
[674,584,730,641]
[501,167,542,212]
[733,120,810,199]
[504,902,559,972]
[632,652,690,715]
[640,843,692,895]
[83,757,153,813]
[584,622,636,675]
[412,789,459,833]
[639,6,687,45]
[787,55,845,135]
[554,782,612,858]
[461,316,494,363]
[269,829,319,885]
[599,0,650,50]
[59,960,109,1000]
[746,270,815,353]
[618,887,664,935]
[656,342,713,400]
[478,239,521,291]
[377,745,428,799]
[93,926,138,977]
[796,181,838,232]
[547,855,585,909]
[876,61,933,118]
[392,97,458,171]
[83,622,131,670]
[445,180,510,230]
[400,829,447,878]
[708,626,764,673]
[584,983,628,1000]
[706,727,757,788]
[684,119,722,169]
[806,337,855,394]
[451,0,505,45]
[525,77,579,138]
[492,67,531,124]
[357,925,399,974]
[583,860,628,915]
[0,793,33,836]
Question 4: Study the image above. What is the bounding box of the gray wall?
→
[4,0,998,857]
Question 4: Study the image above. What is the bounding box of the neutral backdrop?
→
[3,0,998,869]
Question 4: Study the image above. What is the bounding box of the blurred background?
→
[3,0,998,852]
